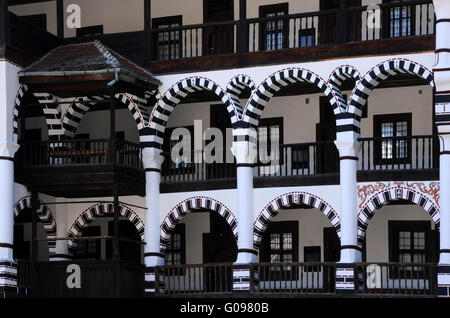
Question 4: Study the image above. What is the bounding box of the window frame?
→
[259,3,289,51]
[373,113,412,165]
[257,117,284,167]
[260,221,299,280]
[163,125,196,174]
[388,220,432,279]
[382,0,415,38]
[152,15,183,61]
[165,223,186,266]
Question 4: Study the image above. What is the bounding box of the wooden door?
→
[319,0,361,44]
[316,97,339,174]
[203,0,234,55]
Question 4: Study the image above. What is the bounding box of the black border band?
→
[145,168,161,173]
[0,156,14,162]
[236,163,255,168]
[340,156,359,161]
[49,254,73,259]
[440,151,450,155]
[144,252,165,258]
[436,19,450,24]
[237,248,258,256]
[440,249,450,254]
[340,245,362,252]
[0,243,13,249]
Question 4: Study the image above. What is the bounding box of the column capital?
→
[438,134,450,153]
[232,140,257,165]
[0,140,19,159]
[334,138,361,159]
[142,147,164,170]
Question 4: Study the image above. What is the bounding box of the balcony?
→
[14,139,145,198]
[160,135,438,192]
[152,262,437,297]
[2,1,434,71]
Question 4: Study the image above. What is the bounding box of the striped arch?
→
[328,65,361,107]
[12,84,29,144]
[61,93,151,138]
[145,76,239,149]
[160,196,238,252]
[348,58,434,118]
[67,202,145,254]
[226,74,256,119]
[357,187,440,247]
[253,192,341,250]
[14,196,57,252]
[242,67,345,128]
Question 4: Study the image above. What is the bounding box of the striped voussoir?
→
[12,84,29,144]
[67,202,144,254]
[328,65,361,116]
[0,261,17,292]
[146,76,240,150]
[14,196,56,250]
[160,196,237,252]
[226,74,255,119]
[348,58,434,119]
[242,68,342,128]
[253,192,340,250]
[357,187,440,247]
[33,92,64,140]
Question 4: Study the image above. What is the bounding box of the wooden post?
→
[0,0,9,44]
[108,87,117,164]
[236,0,248,53]
[30,192,38,263]
[144,0,153,61]
[337,0,348,44]
[112,184,120,261]
[57,0,64,39]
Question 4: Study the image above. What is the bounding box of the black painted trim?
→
[144,252,165,258]
[0,156,14,162]
[145,168,161,173]
[237,248,258,256]
[340,245,362,252]
[236,163,255,168]
[0,243,13,249]
[340,156,359,161]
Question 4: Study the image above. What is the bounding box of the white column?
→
[0,140,19,292]
[232,137,258,291]
[334,137,362,294]
[142,147,164,294]
[50,199,70,261]
[433,0,450,297]
[335,138,362,263]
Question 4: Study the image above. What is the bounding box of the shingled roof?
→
[19,40,161,87]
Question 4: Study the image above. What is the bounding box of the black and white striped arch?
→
[143,76,240,149]
[14,196,57,251]
[253,191,341,250]
[226,74,255,119]
[160,196,238,252]
[67,202,144,254]
[357,187,440,247]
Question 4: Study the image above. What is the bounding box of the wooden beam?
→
[112,184,120,262]
[236,0,248,53]
[56,0,63,38]
[31,192,38,262]
[0,0,9,43]
[144,0,151,31]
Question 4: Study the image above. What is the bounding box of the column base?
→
[144,266,165,295]
[438,264,450,297]
[232,263,259,292]
[49,254,73,261]
[0,260,17,295]
[336,263,363,294]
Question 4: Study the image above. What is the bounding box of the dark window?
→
[13,224,30,261]
[153,16,182,60]
[165,224,186,265]
[22,14,47,30]
[74,226,101,260]
[389,221,433,278]
[257,117,283,166]
[304,246,321,272]
[106,220,141,262]
[259,3,289,51]
[383,0,413,38]
[299,28,315,47]
[374,113,412,165]
[260,221,298,279]
[76,25,104,37]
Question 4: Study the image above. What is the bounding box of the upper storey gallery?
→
[2,0,435,73]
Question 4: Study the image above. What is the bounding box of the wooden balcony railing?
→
[156,263,233,295]
[358,135,438,171]
[252,262,337,294]
[355,262,437,296]
[16,139,143,170]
